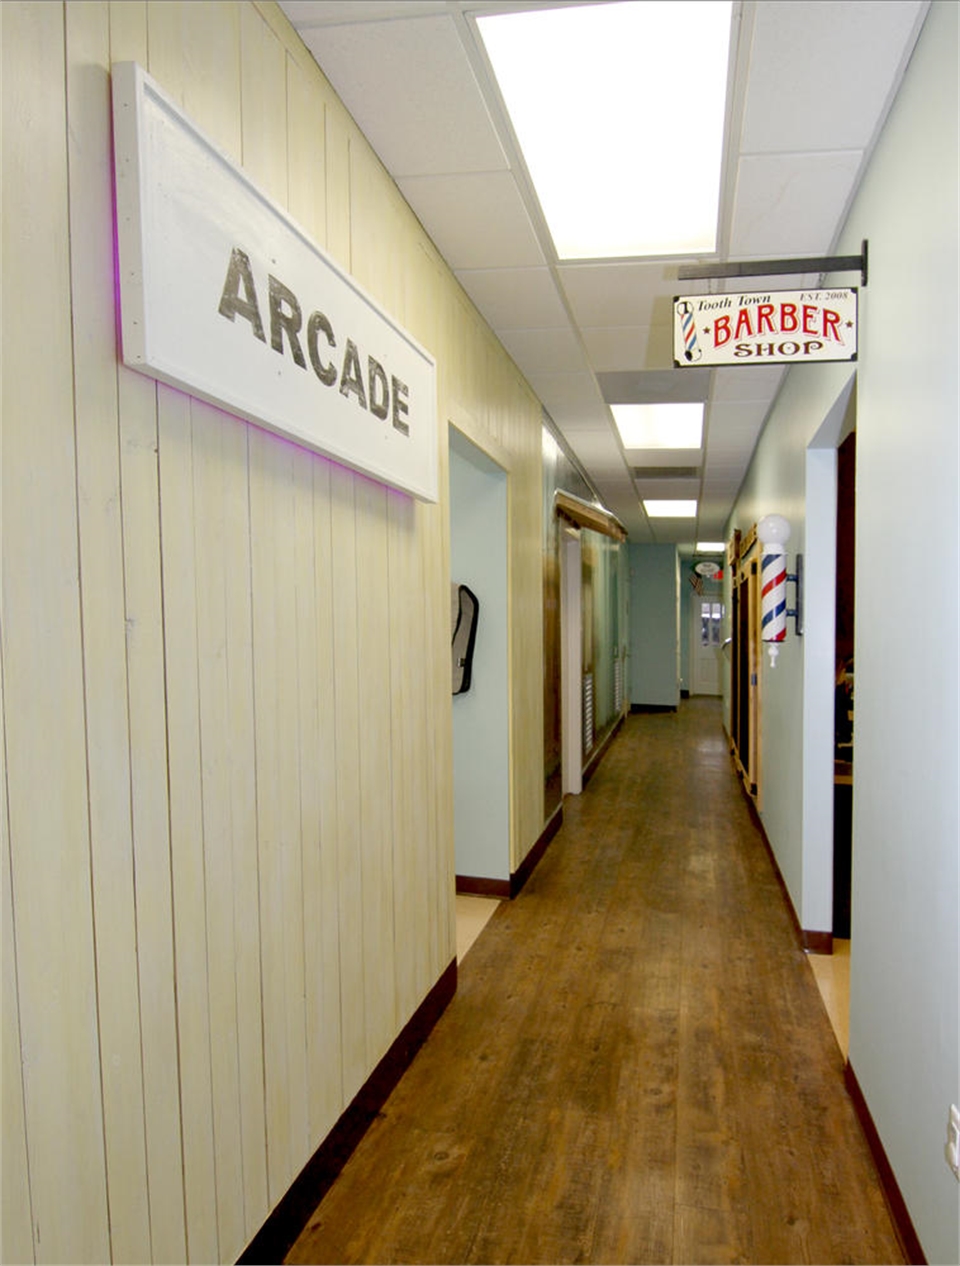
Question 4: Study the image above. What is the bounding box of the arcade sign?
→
[111,62,437,502]
[674,288,858,367]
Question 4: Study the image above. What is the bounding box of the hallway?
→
[287,701,903,1265]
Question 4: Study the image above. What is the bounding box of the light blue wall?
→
[449,429,510,882]
[728,5,959,1259]
[679,567,691,692]
[628,544,679,708]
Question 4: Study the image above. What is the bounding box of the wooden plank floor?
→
[287,701,904,1265]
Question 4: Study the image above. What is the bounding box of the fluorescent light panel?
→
[611,402,703,450]
[696,541,726,552]
[644,500,697,518]
[477,2,732,260]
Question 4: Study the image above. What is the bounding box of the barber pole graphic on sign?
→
[673,289,858,366]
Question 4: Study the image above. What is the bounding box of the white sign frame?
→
[112,61,437,502]
[673,288,858,368]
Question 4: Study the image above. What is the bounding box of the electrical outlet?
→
[946,1104,960,1180]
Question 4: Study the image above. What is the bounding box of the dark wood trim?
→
[237,957,458,1265]
[845,1061,927,1265]
[456,874,511,899]
[510,803,564,897]
[458,804,565,902]
[582,713,625,789]
[802,929,834,954]
[734,761,833,956]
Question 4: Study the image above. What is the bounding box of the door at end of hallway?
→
[690,595,724,696]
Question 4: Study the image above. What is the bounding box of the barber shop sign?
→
[112,62,437,502]
[674,288,858,367]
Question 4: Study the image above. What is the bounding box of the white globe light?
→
[758,514,791,547]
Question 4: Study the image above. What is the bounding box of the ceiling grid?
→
[279,0,929,545]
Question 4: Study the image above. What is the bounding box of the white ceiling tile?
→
[455,268,569,330]
[280,0,917,539]
[706,399,772,434]
[295,15,507,177]
[557,261,679,327]
[712,365,786,401]
[626,449,703,469]
[595,476,638,496]
[281,2,446,22]
[540,410,613,438]
[699,492,737,510]
[558,429,623,461]
[647,519,699,544]
[740,2,926,155]
[596,502,639,531]
[581,325,673,373]
[702,478,746,498]
[696,510,733,535]
[703,459,748,477]
[595,478,637,499]
[497,327,588,375]
[541,404,613,434]
[705,440,761,465]
[523,371,606,410]
[635,479,701,500]
[730,152,863,257]
[598,368,711,405]
[397,172,544,270]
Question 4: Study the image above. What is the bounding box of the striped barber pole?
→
[761,546,787,664]
[677,300,701,363]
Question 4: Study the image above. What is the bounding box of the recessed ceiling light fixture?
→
[611,402,704,450]
[696,541,726,553]
[644,499,698,518]
[476,1,733,260]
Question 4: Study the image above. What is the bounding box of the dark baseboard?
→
[457,804,565,902]
[630,702,678,714]
[802,928,834,954]
[456,874,511,898]
[733,760,923,1261]
[238,957,458,1265]
[582,713,625,789]
[845,1062,927,1265]
[732,757,833,956]
[680,688,690,699]
[510,802,563,897]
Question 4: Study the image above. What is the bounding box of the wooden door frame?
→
[560,524,583,797]
[730,529,762,806]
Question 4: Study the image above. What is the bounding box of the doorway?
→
[832,429,855,938]
[802,374,856,1054]
[560,525,582,797]
[690,594,724,696]
[449,427,510,890]
[815,427,855,1055]
[730,537,761,802]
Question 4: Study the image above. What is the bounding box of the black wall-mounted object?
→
[678,240,869,288]
[451,583,479,695]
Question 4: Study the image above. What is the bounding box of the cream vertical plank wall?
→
[2,2,546,1263]
[2,3,111,1262]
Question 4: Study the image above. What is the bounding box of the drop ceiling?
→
[278,0,927,545]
